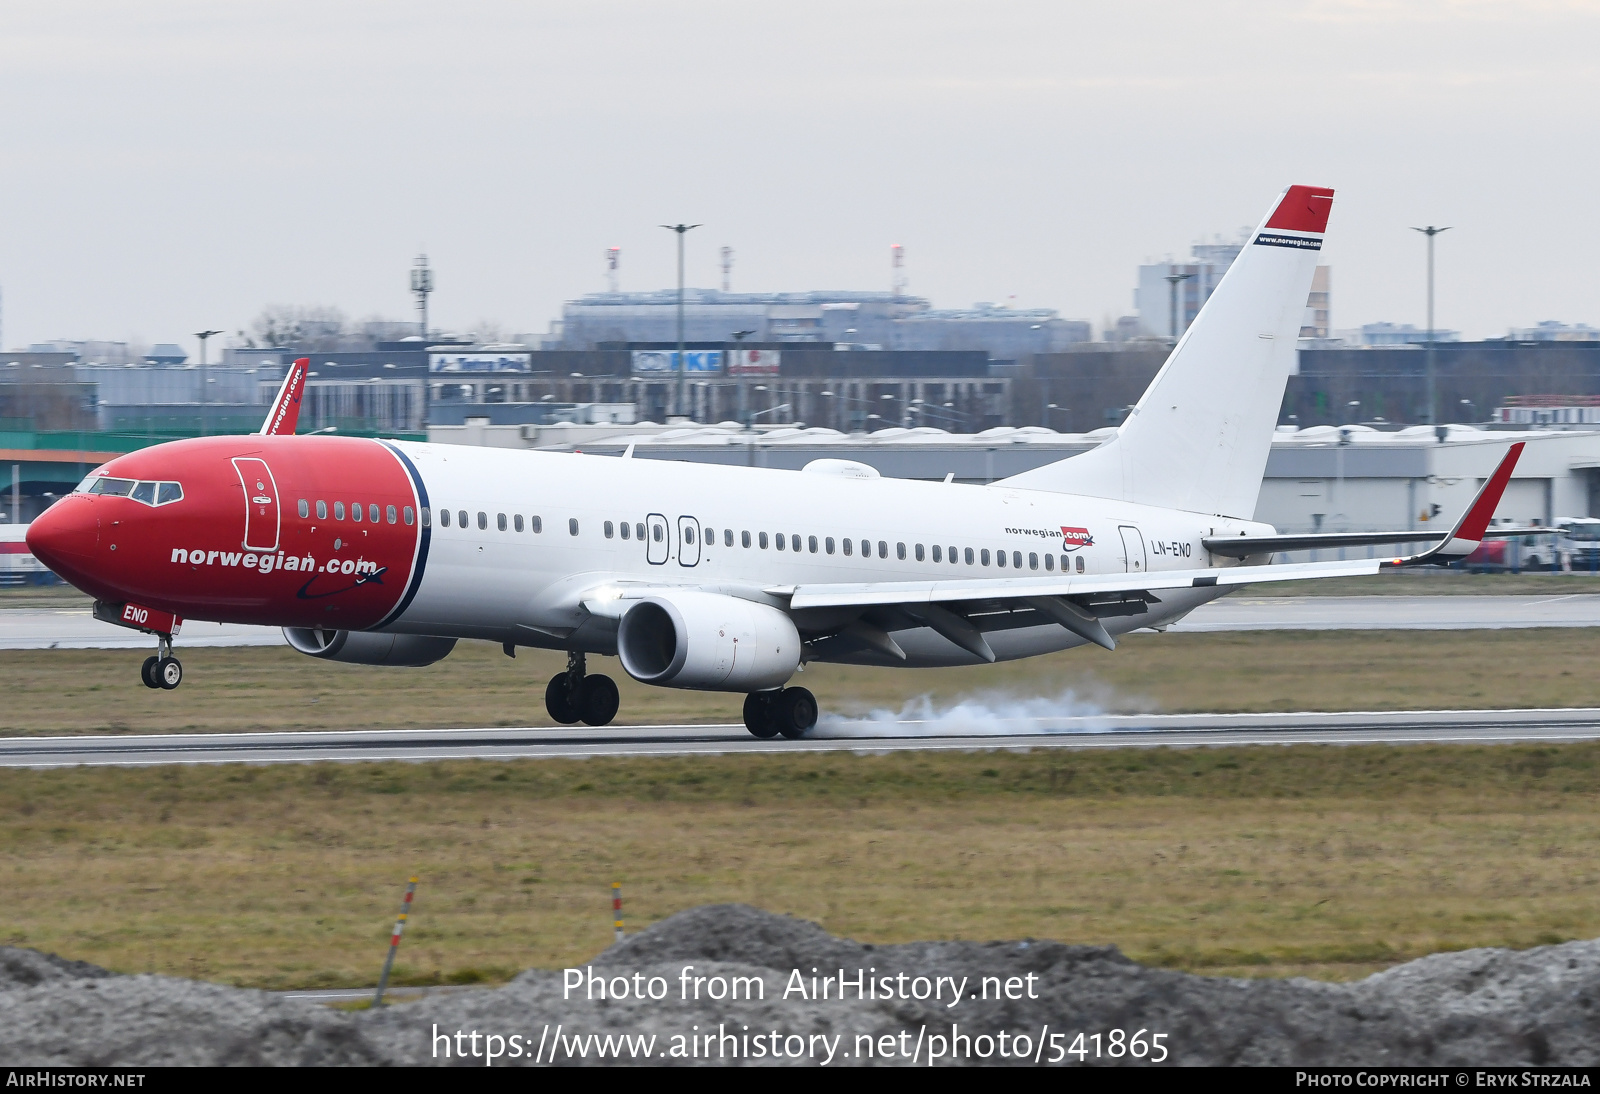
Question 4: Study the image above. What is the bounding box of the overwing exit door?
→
[232,457,281,552]
[1118,525,1147,573]
[645,513,670,565]
[678,516,701,567]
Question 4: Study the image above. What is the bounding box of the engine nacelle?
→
[282,627,457,667]
[617,590,801,692]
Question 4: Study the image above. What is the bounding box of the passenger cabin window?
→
[809,535,818,553]
[981,549,990,566]
[407,506,417,526]
[619,521,628,539]
[825,537,835,555]
[915,544,925,561]
[932,545,941,563]
[298,499,310,518]
[458,510,467,527]
[965,547,975,565]
[534,516,544,533]
[725,529,734,547]
[897,542,907,560]
[653,524,664,542]
[334,502,345,520]
[775,533,785,551]
[388,505,398,525]
[604,521,614,538]
[631,521,641,539]
[685,526,696,544]
[498,513,507,531]
[1076,555,1085,573]
[316,500,328,519]
[843,538,853,556]
[949,545,958,564]
[878,540,888,559]
[514,514,523,532]
[370,504,380,523]
[1013,551,1023,569]
[352,504,363,523]
[1043,553,1053,571]
[477,512,487,530]
[440,508,451,527]
[759,532,769,549]
[703,527,713,544]
[996,550,1006,567]
[791,534,800,552]
[569,518,579,536]
[860,539,870,557]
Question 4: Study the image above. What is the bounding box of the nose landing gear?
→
[544,651,620,727]
[139,635,183,690]
[743,686,817,739]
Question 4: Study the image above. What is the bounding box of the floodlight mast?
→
[1411,225,1451,426]
[659,223,700,419]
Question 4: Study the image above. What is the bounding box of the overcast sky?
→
[2,1,1597,354]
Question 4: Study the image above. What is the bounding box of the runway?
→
[5,708,1599,768]
[4,594,1600,649]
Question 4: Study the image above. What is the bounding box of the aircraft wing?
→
[769,442,1528,655]
[259,357,309,436]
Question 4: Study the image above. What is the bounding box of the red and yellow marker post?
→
[373,875,418,1007]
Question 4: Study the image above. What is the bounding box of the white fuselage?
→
[386,441,1267,667]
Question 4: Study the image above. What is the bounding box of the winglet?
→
[259,357,309,436]
[1395,442,1524,565]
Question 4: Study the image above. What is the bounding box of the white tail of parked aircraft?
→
[29,184,1545,740]
[1003,185,1334,519]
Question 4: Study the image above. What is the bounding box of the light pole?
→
[1164,270,1194,342]
[1411,225,1451,425]
[730,329,755,428]
[194,330,221,436]
[660,223,701,418]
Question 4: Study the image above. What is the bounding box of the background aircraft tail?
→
[999,185,1334,519]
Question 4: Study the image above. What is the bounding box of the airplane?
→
[26,185,1538,739]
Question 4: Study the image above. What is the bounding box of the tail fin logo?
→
[1061,526,1094,551]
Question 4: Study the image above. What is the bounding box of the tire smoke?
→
[815,687,1152,738]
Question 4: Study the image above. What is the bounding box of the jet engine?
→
[616,590,800,692]
[282,627,457,667]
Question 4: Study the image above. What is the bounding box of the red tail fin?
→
[259,357,308,436]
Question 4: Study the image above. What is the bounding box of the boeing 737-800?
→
[25,185,1531,738]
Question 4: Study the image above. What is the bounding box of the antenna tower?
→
[409,253,434,340]
[891,244,906,298]
[605,247,620,293]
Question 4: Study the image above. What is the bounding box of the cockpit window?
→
[87,477,136,497]
[81,477,183,507]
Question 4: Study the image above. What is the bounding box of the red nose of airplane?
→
[25,498,99,573]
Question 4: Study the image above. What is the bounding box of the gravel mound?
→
[0,947,111,991]
[5,905,1600,1066]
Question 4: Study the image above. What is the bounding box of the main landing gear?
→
[544,651,620,727]
[139,635,183,691]
[743,686,818,740]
